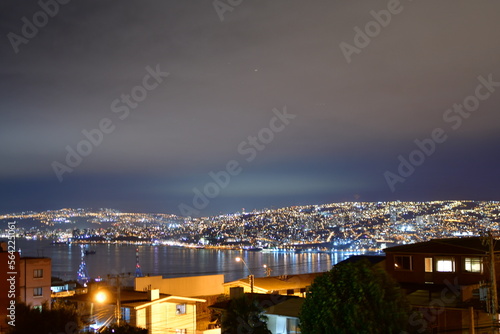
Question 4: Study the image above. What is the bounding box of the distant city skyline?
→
[1,1,500,216]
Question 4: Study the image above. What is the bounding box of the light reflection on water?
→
[16,240,372,282]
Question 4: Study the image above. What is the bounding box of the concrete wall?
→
[19,258,51,308]
[135,275,224,297]
[267,314,300,334]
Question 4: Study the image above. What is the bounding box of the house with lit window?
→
[384,237,500,287]
[384,237,500,332]
[71,288,206,334]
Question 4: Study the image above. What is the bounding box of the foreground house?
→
[384,237,500,332]
[70,288,206,334]
[223,273,322,297]
[135,274,224,331]
[210,288,303,334]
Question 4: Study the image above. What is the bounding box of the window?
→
[176,304,186,315]
[286,318,299,334]
[33,287,43,297]
[464,257,482,273]
[33,269,43,278]
[425,257,433,272]
[435,257,455,272]
[121,307,131,322]
[394,255,412,270]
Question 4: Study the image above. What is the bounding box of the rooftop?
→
[384,237,500,255]
[224,272,323,291]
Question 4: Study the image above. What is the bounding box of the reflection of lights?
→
[90,324,101,330]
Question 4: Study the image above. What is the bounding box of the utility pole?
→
[489,233,498,332]
[116,275,121,326]
[107,273,130,326]
[248,274,254,294]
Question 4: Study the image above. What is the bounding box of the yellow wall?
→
[135,275,224,296]
[133,301,197,334]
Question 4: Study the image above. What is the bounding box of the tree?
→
[299,259,414,334]
[101,323,148,334]
[8,300,82,334]
[220,295,272,334]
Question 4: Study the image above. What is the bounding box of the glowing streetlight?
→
[95,291,107,304]
[263,264,272,277]
[235,257,254,293]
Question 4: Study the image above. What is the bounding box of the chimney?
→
[148,289,160,301]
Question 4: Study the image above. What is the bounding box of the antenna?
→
[135,248,144,277]
[77,244,90,286]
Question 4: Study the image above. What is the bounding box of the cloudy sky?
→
[1,0,499,216]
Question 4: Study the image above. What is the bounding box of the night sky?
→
[1,1,499,216]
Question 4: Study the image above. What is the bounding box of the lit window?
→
[121,307,131,322]
[435,257,455,272]
[33,287,43,297]
[425,257,433,272]
[176,304,186,315]
[464,257,482,273]
[34,269,43,278]
[394,255,412,270]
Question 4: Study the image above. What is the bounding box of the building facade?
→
[18,257,52,309]
[384,237,500,333]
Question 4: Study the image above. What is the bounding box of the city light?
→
[95,290,107,304]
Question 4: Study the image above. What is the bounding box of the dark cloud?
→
[1,0,499,215]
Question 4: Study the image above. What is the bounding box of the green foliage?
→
[210,294,230,326]
[221,295,272,334]
[299,260,412,334]
[8,301,81,334]
[101,323,148,334]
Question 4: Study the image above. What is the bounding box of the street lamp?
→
[263,264,272,277]
[93,290,112,331]
[95,291,107,304]
[236,257,254,293]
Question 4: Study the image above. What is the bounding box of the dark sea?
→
[15,239,368,283]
